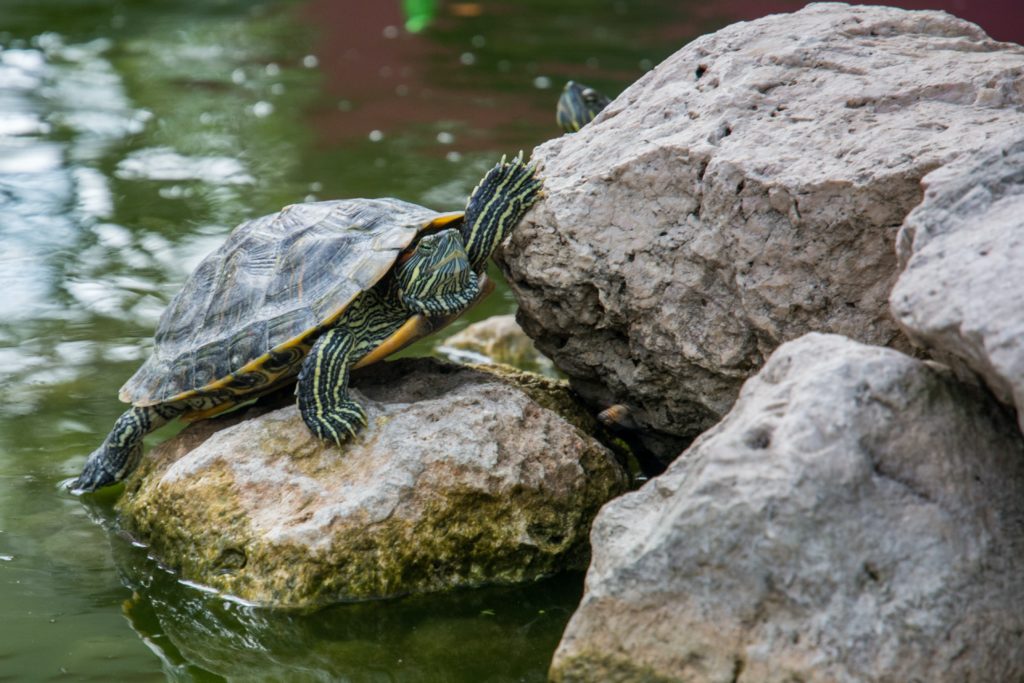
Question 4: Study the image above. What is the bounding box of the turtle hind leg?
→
[296,327,368,446]
[71,403,183,493]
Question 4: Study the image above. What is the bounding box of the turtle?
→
[596,404,666,479]
[557,80,611,133]
[71,154,541,492]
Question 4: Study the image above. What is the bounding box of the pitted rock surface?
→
[550,333,1024,683]
[499,2,1024,451]
[116,358,627,609]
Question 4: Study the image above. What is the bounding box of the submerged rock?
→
[891,132,1024,434]
[116,358,626,609]
[550,333,1024,683]
[499,2,1024,452]
[439,314,554,374]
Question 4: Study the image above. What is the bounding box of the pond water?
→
[0,1,1017,680]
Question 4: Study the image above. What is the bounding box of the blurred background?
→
[0,0,1019,680]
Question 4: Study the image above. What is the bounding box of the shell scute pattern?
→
[121,198,445,405]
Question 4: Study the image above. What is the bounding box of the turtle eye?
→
[582,88,598,102]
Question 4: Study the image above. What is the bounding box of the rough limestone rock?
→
[440,314,554,374]
[550,333,1024,683]
[116,358,627,609]
[499,2,1024,449]
[891,132,1024,433]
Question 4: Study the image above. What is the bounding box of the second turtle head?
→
[557,81,612,133]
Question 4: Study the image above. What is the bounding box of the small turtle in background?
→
[598,404,668,479]
[71,154,542,492]
[557,80,612,133]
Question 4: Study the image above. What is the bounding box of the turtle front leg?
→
[71,404,184,493]
[296,327,367,446]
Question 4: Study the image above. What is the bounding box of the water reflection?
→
[110,526,579,682]
[0,37,146,435]
[115,148,255,186]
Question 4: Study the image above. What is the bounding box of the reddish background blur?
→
[712,0,1023,43]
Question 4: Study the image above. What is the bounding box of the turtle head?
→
[557,81,611,133]
[460,153,542,272]
[408,230,467,274]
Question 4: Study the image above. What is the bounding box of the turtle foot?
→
[302,400,368,448]
[69,442,141,493]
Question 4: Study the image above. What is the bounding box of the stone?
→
[550,333,1024,683]
[498,2,1024,452]
[116,358,627,609]
[890,132,1024,433]
[439,314,555,374]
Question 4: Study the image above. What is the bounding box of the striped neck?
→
[460,154,542,272]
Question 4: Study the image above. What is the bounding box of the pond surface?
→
[0,0,699,679]
[0,1,1017,680]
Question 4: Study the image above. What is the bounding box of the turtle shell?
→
[121,198,462,406]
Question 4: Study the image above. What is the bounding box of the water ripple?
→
[115,147,254,185]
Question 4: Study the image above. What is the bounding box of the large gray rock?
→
[499,2,1024,450]
[116,358,627,609]
[550,333,1024,683]
[891,133,1024,433]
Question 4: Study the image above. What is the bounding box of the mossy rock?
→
[117,357,627,609]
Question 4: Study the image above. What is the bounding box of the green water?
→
[0,0,697,679]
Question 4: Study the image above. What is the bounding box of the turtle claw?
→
[303,400,368,447]
[70,442,139,493]
[68,465,114,495]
